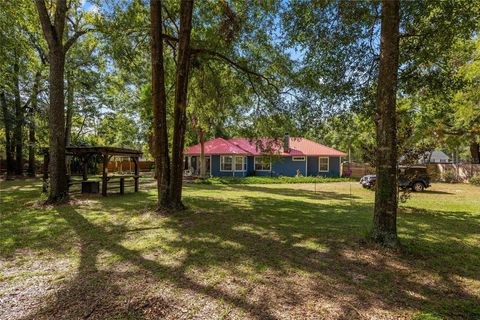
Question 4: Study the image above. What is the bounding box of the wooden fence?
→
[341,163,375,178]
[342,162,480,183]
[425,163,480,183]
[106,160,155,173]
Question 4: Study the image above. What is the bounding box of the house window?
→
[220,155,233,171]
[235,156,246,171]
[255,157,271,171]
[319,157,329,172]
[292,156,306,161]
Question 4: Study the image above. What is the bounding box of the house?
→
[419,150,451,164]
[184,135,346,177]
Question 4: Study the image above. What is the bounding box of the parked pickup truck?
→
[360,166,431,192]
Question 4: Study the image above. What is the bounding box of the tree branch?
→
[35,0,57,48]
[160,32,279,93]
[54,0,68,44]
[64,28,92,52]
[191,48,279,93]
[162,3,179,34]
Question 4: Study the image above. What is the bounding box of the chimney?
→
[283,132,290,153]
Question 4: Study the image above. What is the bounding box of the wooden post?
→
[82,156,89,181]
[42,150,49,193]
[102,154,110,196]
[133,156,139,192]
[120,177,124,194]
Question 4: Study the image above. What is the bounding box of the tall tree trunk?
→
[65,71,74,147]
[28,122,36,177]
[36,0,75,202]
[372,0,400,248]
[1,91,15,178]
[13,54,24,175]
[47,47,68,200]
[28,70,41,177]
[169,0,194,209]
[65,71,74,176]
[470,140,480,164]
[150,0,171,209]
[198,129,206,178]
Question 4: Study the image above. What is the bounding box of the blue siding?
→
[307,156,318,176]
[211,155,247,177]
[328,156,341,177]
[306,156,341,177]
[272,157,306,176]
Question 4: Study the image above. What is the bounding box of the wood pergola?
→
[42,146,143,196]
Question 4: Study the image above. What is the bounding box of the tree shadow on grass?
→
[21,205,279,319]
[184,183,362,202]
[421,190,455,195]
[14,183,480,319]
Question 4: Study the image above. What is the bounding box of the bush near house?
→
[193,176,355,185]
[469,174,480,186]
[442,169,459,183]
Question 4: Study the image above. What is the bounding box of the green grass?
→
[1,179,479,319]
[193,175,355,184]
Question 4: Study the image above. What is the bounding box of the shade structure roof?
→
[41,146,143,157]
[185,137,346,157]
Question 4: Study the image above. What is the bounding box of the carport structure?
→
[42,146,143,196]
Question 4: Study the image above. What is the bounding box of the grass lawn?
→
[1,179,479,319]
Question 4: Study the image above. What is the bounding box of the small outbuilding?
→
[42,146,142,196]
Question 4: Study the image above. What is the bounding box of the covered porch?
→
[184,155,211,177]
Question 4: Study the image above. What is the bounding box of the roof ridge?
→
[224,138,253,155]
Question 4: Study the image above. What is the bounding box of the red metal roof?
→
[185,137,346,157]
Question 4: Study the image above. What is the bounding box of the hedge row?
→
[193,176,356,185]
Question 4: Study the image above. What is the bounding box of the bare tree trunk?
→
[372,0,400,248]
[150,0,171,209]
[199,129,206,178]
[1,91,15,178]
[28,123,36,177]
[36,0,82,202]
[13,54,24,176]
[47,47,68,200]
[65,71,74,147]
[28,70,41,177]
[65,71,74,176]
[169,0,194,209]
[470,140,480,164]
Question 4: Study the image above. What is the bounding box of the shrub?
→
[193,176,355,185]
[469,174,480,186]
[443,169,459,183]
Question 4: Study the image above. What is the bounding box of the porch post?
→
[82,156,89,181]
[102,153,110,196]
[132,156,139,192]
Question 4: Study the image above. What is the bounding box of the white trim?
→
[254,156,271,171]
[220,155,247,173]
[220,155,233,172]
[234,155,246,172]
[292,156,306,161]
[319,156,329,172]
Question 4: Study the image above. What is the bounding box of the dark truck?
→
[360,166,431,192]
